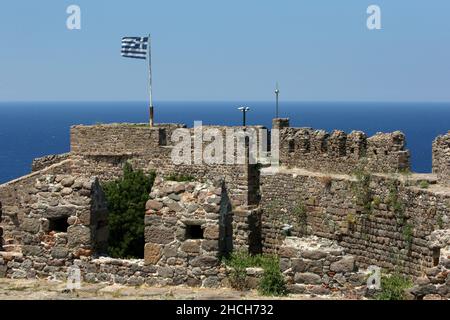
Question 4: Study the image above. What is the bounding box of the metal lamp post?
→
[275,82,280,118]
[238,106,250,126]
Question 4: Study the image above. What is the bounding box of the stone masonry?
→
[1,118,450,299]
[143,177,229,287]
[433,131,450,187]
[279,236,366,295]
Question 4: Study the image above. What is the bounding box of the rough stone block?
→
[51,247,69,259]
[144,243,161,265]
[294,272,322,285]
[203,225,220,240]
[166,201,182,212]
[21,218,41,233]
[145,226,174,244]
[146,200,163,211]
[201,240,219,252]
[67,225,92,248]
[301,250,327,260]
[190,256,219,267]
[330,256,355,273]
[22,245,44,257]
[180,240,201,253]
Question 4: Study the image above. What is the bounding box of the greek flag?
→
[121,37,149,60]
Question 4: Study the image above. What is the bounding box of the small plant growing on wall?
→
[387,180,414,251]
[293,201,307,236]
[375,271,413,300]
[224,251,287,296]
[371,196,381,208]
[419,180,429,189]
[351,163,374,239]
[402,223,414,251]
[351,166,373,217]
[436,211,444,229]
[258,255,287,296]
[346,213,357,232]
[102,163,156,258]
[165,174,194,182]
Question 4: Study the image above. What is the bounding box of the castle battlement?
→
[278,125,409,174]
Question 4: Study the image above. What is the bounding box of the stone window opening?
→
[288,140,295,153]
[432,247,440,267]
[48,217,69,233]
[320,140,328,153]
[185,225,204,240]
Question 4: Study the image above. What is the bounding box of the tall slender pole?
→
[243,110,246,126]
[275,82,280,118]
[148,34,154,126]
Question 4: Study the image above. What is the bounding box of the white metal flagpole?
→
[148,34,154,126]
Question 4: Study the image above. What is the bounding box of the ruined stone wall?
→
[69,124,262,207]
[143,178,229,287]
[231,208,262,254]
[6,173,106,257]
[260,167,450,276]
[409,229,450,299]
[279,236,367,295]
[0,172,108,279]
[433,132,450,187]
[32,153,70,172]
[0,177,263,288]
[278,128,410,174]
[0,160,73,247]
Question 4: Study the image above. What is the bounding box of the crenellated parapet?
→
[278,124,410,174]
[433,131,450,187]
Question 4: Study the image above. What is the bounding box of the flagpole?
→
[148,34,154,126]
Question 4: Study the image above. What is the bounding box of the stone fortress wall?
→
[1,119,450,298]
[279,128,410,174]
[433,131,450,187]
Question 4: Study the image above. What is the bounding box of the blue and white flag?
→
[121,37,149,60]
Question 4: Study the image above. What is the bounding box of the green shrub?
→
[293,201,307,236]
[375,272,413,300]
[102,163,155,258]
[419,180,429,189]
[224,251,287,296]
[402,223,414,250]
[258,256,287,297]
[351,166,373,216]
[165,174,194,182]
[224,251,255,290]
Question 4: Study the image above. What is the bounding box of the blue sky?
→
[0,0,449,102]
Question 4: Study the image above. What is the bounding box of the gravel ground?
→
[0,278,354,300]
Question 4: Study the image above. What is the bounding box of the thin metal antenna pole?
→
[148,34,154,126]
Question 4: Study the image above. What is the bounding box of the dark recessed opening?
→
[432,248,440,266]
[321,140,328,153]
[288,140,295,153]
[185,225,204,239]
[384,150,388,155]
[49,217,69,233]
